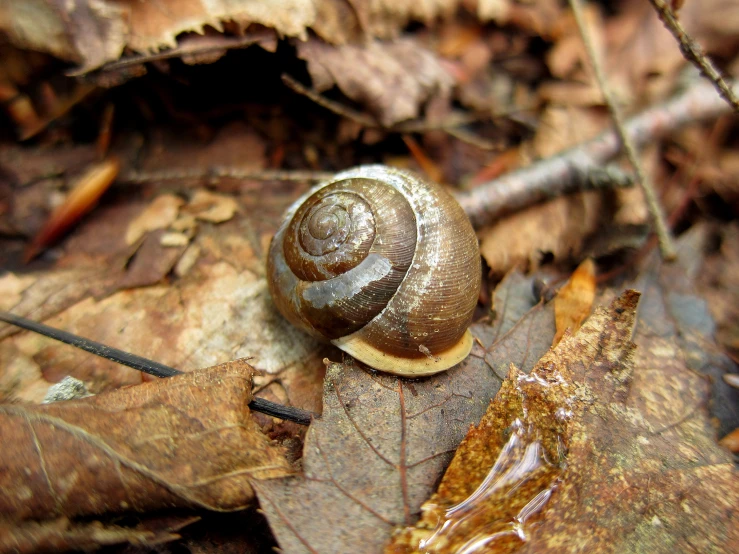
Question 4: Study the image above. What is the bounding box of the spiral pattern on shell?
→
[267,165,481,375]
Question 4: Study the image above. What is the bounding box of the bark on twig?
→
[648,0,739,114]
[120,167,334,185]
[568,0,675,259]
[456,78,736,230]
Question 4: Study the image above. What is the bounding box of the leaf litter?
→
[0,0,737,552]
[0,360,290,524]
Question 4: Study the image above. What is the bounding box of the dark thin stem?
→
[249,397,313,426]
[0,311,316,425]
[0,311,180,378]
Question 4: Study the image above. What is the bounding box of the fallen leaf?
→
[719,428,739,453]
[186,190,239,224]
[297,38,454,127]
[625,226,739,439]
[0,359,290,523]
[125,194,184,246]
[0,0,463,73]
[487,269,542,343]
[478,103,610,276]
[113,229,186,291]
[254,270,559,554]
[24,159,120,262]
[697,222,739,357]
[160,231,191,247]
[0,515,198,554]
[390,288,739,553]
[479,191,603,276]
[553,258,596,345]
[389,290,641,552]
[254,355,501,554]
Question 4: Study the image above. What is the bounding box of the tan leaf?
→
[479,192,603,275]
[297,38,453,127]
[0,0,463,72]
[125,194,184,246]
[186,190,239,224]
[553,258,596,345]
[0,359,291,522]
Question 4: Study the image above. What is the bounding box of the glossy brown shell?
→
[267,165,481,375]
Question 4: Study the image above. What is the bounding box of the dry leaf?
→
[697,222,739,357]
[125,194,184,245]
[553,258,596,345]
[719,428,739,453]
[488,269,542,343]
[187,190,239,224]
[297,39,454,127]
[625,227,739,438]
[114,229,186,291]
[254,271,560,554]
[479,192,603,275]
[0,0,463,73]
[0,515,198,554]
[24,159,119,262]
[254,354,501,554]
[0,359,290,523]
[0,185,325,403]
[478,103,611,275]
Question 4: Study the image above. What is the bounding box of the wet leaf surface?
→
[390,289,739,553]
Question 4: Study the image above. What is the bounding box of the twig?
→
[457,77,736,231]
[568,0,675,260]
[0,311,317,426]
[120,167,334,185]
[281,74,376,127]
[281,73,503,149]
[648,0,739,114]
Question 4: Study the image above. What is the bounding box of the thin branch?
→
[456,77,735,230]
[0,311,317,425]
[119,167,334,186]
[648,0,739,114]
[568,0,675,259]
[281,73,503,149]
[281,73,377,127]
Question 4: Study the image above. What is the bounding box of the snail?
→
[267,165,481,376]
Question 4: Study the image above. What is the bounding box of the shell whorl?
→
[267,165,481,375]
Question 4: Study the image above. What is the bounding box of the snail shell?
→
[267,165,481,376]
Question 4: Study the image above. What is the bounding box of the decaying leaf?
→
[625,226,739,438]
[0,0,463,73]
[186,190,239,224]
[125,194,184,246]
[389,290,739,553]
[253,354,500,554]
[254,269,563,554]
[0,359,290,523]
[0,515,198,554]
[553,258,596,345]
[24,159,120,262]
[297,39,454,127]
[479,191,602,276]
